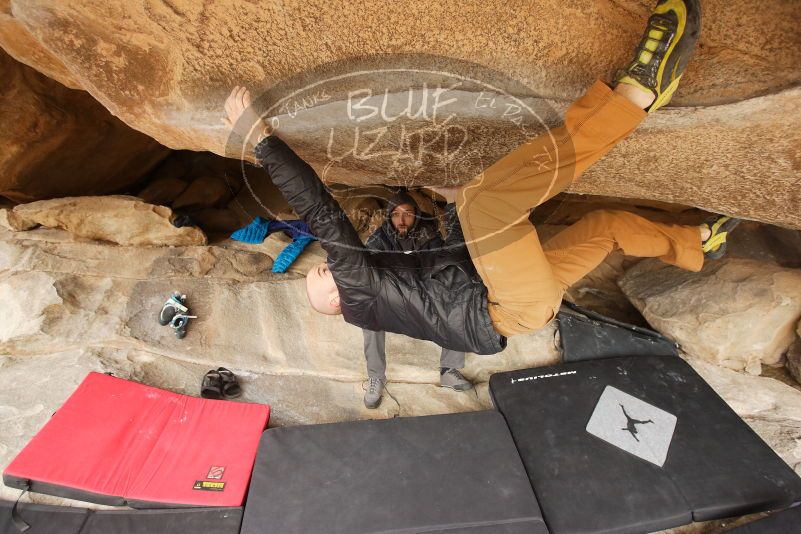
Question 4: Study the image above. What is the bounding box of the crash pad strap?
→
[11,482,30,533]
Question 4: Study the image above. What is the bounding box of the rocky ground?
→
[1,195,800,534]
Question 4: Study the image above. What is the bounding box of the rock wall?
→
[620,258,801,374]
[0,48,168,202]
[0,0,799,227]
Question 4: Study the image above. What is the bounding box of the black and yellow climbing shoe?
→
[616,0,701,112]
[702,215,742,260]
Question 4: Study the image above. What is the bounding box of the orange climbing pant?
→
[456,81,704,337]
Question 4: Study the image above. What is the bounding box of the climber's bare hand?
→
[222,85,270,144]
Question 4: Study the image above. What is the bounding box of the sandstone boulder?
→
[0,48,168,203]
[619,258,801,374]
[2,1,799,227]
[787,322,801,386]
[0,2,80,89]
[9,196,207,246]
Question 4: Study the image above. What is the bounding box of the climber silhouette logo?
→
[585,386,677,467]
[619,403,653,442]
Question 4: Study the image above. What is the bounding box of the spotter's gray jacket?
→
[255,135,506,355]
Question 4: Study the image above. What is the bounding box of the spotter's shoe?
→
[616,0,701,112]
[702,215,742,260]
[440,368,473,391]
[364,377,384,409]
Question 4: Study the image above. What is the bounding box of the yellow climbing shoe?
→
[702,215,742,260]
[616,0,702,112]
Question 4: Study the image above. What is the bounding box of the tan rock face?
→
[2,1,799,227]
[0,49,168,203]
[0,0,80,89]
[619,258,801,374]
[9,196,207,246]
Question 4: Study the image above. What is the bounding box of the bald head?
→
[305,262,342,315]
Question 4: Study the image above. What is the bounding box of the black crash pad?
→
[241,411,548,534]
[1,501,242,534]
[727,505,801,533]
[81,507,243,534]
[489,356,801,534]
[1,501,88,534]
[557,301,678,362]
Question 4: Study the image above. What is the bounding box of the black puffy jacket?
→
[255,135,507,355]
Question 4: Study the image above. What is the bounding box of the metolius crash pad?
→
[489,356,801,533]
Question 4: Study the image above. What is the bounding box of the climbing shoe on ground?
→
[702,215,742,260]
[169,312,196,339]
[364,377,384,409]
[159,292,187,326]
[440,368,473,391]
[616,0,701,112]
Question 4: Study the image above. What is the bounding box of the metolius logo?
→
[510,370,576,384]
[585,386,677,467]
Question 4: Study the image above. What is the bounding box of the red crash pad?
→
[3,372,269,507]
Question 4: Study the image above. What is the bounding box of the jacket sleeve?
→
[365,227,388,251]
[254,135,370,280]
[442,203,465,247]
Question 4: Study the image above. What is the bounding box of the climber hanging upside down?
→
[222,0,740,356]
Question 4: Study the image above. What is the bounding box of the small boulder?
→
[10,196,206,246]
[619,258,801,374]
